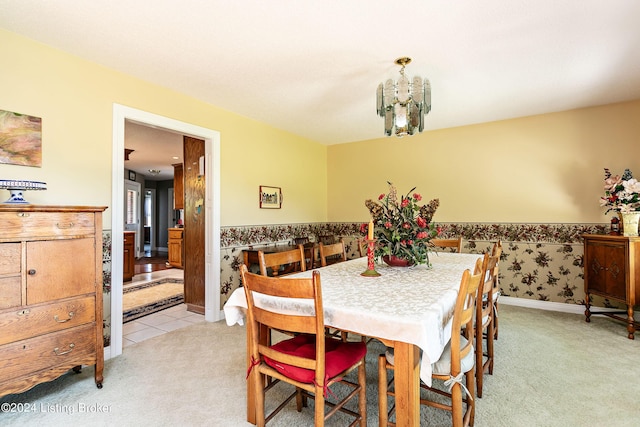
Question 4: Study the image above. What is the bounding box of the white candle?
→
[368,220,374,240]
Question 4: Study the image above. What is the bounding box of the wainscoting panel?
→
[103,222,622,346]
[218,222,617,311]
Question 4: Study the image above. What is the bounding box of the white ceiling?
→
[2,0,640,146]
[124,121,183,181]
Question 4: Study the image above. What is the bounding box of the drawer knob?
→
[28,269,36,275]
[53,343,75,356]
[56,222,75,229]
[54,312,75,323]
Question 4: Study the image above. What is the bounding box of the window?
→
[126,189,137,225]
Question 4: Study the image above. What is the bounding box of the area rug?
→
[123,278,184,323]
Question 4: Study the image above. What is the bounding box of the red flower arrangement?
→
[365,182,440,266]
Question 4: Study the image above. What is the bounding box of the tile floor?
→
[122,268,204,348]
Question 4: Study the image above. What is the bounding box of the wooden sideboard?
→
[583,234,640,339]
[0,205,106,397]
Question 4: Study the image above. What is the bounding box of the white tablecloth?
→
[224,252,480,385]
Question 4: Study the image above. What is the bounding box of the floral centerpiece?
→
[600,168,640,213]
[364,182,440,266]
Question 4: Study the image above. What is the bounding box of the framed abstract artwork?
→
[0,109,42,167]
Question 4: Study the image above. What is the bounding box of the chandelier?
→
[376,57,431,137]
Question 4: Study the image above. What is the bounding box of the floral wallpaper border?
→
[218,222,606,306]
[101,221,615,346]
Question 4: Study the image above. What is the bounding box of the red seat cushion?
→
[264,334,366,385]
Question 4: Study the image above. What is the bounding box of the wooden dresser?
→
[0,205,106,397]
[583,234,640,339]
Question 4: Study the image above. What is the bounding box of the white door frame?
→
[110,104,221,359]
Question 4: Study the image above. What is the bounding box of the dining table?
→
[223,252,480,426]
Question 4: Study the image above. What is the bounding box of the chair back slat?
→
[258,244,306,276]
[253,309,318,335]
[319,240,347,267]
[431,237,463,253]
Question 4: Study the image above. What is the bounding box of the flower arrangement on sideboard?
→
[601,168,640,236]
[600,168,640,213]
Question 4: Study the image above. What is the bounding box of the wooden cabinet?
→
[583,234,640,339]
[168,227,184,269]
[173,163,184,210]
[0,205,106,397]
[123,231,135,281]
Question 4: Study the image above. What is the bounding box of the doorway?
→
[111,104,221,360]
[144,188,156,254]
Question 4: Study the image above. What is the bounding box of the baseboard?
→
[499,296,621,315]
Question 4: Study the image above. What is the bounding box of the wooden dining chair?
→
[357,238,367,258]
[293,237,317,270]
[490,240,503,341]
[432,237,463,253]
[303,242,317,270]
[239,265,368,426]
[378,258,483,427]
[473,252,499,398]
[318,234,336,245]
[293,236,309,245]
[319,239,352,341]
[318,239,347,267]
[257,244,306,277]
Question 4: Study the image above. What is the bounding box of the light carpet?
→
[1,305,639,426]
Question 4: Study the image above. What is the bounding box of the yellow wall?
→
[3,28,640,229]
[328,100,640,224]
[0,29,327,227]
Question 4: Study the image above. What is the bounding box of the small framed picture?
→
[259,186,282,209]
[128,170,137,181]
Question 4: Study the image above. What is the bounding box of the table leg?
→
[392,341,421,426]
